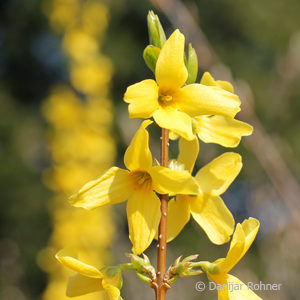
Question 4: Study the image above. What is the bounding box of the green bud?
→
[137,272,152,283]
[185,43,198,84]
[168,274,179,284]
[142,253,150,265]
[182,254,199,263]
[191,261,220,274]
[173,255,182,267]
[180,269,203,277]
[143,45,160,73]
[147,10,166,48]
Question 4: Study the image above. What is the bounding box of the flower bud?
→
[147,10,166,48]
[143,45,160,73]
[186,43,198,84]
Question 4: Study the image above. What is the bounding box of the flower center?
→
[158,94,173,102]
[130,171,152,191]
[158,91,178,109]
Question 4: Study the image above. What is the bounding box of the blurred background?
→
[0,0,300,299]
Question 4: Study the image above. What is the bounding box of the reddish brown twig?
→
[153,128,170,300]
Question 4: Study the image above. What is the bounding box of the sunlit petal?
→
[224,274,262,300]
[67,274,103,297]
[178,137,199,173]
[174,84,241,118]
[195,153,242,196]
[217,218,259,273]
[103,281,121,300]
[150,166,199,195]
[153,107,194,140]
[200,72,234,93]
[56,249,103,278]
[166,195,191,242]
[127,189,161,254]
[208,272,230,300]
[196,115,253,147]
[240,217,260,259]
[190,194,234,245]
[70,167,133,209]
[155,29,188,93]
[124,79,159,118]
[124,120,153,171]
[216,224,245,273]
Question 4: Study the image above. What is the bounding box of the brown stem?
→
[155,128,169,300]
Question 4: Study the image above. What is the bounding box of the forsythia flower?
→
[194,72,253,147]
[70,120,199,254]
[204,218,261,300]
[166,138,242,244]
[124,30,241,141]
[56,249,123,299]
[170,72,253,147]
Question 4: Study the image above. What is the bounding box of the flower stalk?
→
[154,128,170,300]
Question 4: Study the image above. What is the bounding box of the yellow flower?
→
[205,218,261,300]
[70,56,112,96]
[70,120,199,254]
[194,72,253,147]
[124,30,241,140]
[166,138,242,245]
[63,28,99,62]
[56,249,123,299]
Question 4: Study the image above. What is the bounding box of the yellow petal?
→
[178,138,199,173]
[216,223,245,273]
[240,217,260,259]
[166,195,191,242]
[196,115,253,147]
[127,189,161,254]
[169,131,179,140]
[207,272,230,300]
[224,274,262,300]
[155,29,188,94]
[67,274,103,297]
[218,218,259,273]
[70,167,133,209]
[153,107,194,140]
[173,84,241,118]
[124,79,159,118]
[190,194,234,245]
[103,281,121,300]
[200,72,216,86]
[200,72,234,93]
[216,80,234,93]
[102,269,122,289]
[150,166,199,195]
[195,153,242,196]
[56,249,103,278]
[124,120,153,171]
